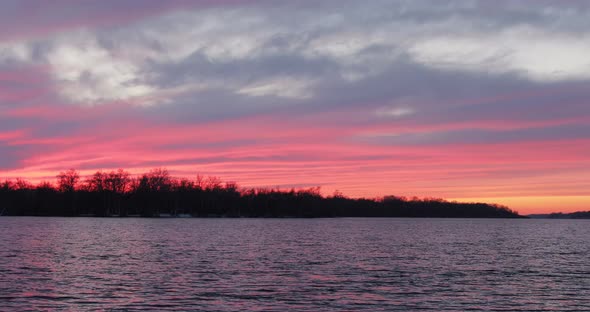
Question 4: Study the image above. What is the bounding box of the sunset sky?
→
[0,0,589,214]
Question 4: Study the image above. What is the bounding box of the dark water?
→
[1,218,589,311]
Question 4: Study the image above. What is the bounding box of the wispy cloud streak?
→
[1,0,589,213]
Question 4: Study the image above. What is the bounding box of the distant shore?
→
[528,211,590,219]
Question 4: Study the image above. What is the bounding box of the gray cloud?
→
[362,123,590,146]
[1,0,590,163]
[0,144,20,169]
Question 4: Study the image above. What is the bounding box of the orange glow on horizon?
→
[0,111,588,216]
[450,196,590,215]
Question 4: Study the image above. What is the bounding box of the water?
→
[0,218,589,311]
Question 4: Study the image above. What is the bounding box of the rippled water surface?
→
[1,218,590,311]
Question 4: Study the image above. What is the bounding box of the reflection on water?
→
[1,217,590,311]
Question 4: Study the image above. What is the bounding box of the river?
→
[1,217,589,311]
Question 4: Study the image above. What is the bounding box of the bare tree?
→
[147,168,171,192]
[86,171,107,192]
[205,176,222,191]
[224,181,239,192]
[37,181,54,191]
[14,178,33,190]
[195,174,205,190]
[57,169,80,192]
[107,169,130,193]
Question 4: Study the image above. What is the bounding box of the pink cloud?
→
[1,105,589,216]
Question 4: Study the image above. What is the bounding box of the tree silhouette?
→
[57,169,80,193]
[0,167,523,218]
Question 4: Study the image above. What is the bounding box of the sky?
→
[0,0,589,214]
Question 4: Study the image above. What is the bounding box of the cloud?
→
[46,32,153,104]
[0,0,234,42]
[409,26,590,82]
[0,42,32,63]
[360,123,590,146]
[6,0,590,109]
[1,0,590,213]
[376,107,415,118]
[237,77,314,99]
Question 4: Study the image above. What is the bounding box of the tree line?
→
[0,168,522,218]
[531,211,590,219]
